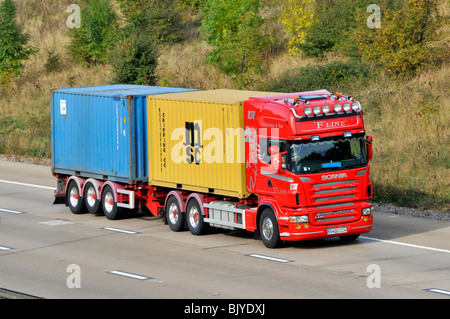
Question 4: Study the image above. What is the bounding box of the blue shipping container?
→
[51,85,196,184]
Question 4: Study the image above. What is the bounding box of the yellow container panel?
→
[147,90,276,198]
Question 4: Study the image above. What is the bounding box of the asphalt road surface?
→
[0,159,449,300]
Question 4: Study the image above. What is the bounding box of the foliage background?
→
[0,0,448,211]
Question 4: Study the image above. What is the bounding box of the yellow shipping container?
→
[147,90,276,198]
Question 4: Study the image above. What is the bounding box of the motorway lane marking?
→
[361,236,450,254]
[247,254,293,263]
[39,219,74,226]
[0,245,13,251]
[0,208,26,214]
[107,270,152,280]
[424,288,450,296]
[102,227,140,235]
[0,179,55,190]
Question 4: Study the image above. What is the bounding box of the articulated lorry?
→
[51,85,373,248]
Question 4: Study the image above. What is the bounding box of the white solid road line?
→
[0,179,55,191]
[425,288,450,296]
[361,236,450,254]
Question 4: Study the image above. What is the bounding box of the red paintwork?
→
[243,90,373,240]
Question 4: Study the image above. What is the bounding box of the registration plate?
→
[327,226,348,235]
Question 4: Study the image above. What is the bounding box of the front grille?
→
[313,209,355,223]
[309,179,361,225]
[311,180,358,203]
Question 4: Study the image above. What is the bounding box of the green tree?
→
[353,0,443,79]
[111,0,171,85]
[117,0,182,45]
[0,0,36,83]
[277,0,316,55]
[201,0,274,87]
[67,0,119,65]
[296,0,376,57]
[110,30,158,85]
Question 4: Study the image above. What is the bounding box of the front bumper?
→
[279,207,373,242]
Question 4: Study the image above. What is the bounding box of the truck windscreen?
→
[289,135,368,174]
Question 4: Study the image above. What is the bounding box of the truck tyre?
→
[102,185,122,220]
[259,208,282,248]
[67,180,85,214]
[84,182,101,215]
[186,199,209,236]
[166,196,184,232]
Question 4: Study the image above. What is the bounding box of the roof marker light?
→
[352,101,362,112]
[313,106,321,115]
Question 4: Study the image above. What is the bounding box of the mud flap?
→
[53,177,66,205]
[53,195,66,205]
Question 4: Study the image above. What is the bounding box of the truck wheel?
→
[186,199,208,235]
[259,208,282,248]
[102,185,122,220]
[84,182,101,215]
[166,196,184,232]
[67,180,85,214]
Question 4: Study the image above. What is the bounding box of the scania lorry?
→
[52,85,373,248]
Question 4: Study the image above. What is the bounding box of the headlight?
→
[352,101,361,112]
[313,106,321,115]
[343,102,351,112]
[362,207,373,216]
[322,105,330,114]
[334,103,342,112]
[289,215,309,223]
[304,107,312,116]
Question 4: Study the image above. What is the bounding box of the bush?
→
[277,0,316,55]
[295,0,376,57]
[352,0,443,79]
[111,32,158,85]
[44,50,62,73]
[67,0,119,65]
[110,0,166,85]
[0,0,36,83]
[267,59,375,93]
[201,0,274,87]
[117,0,182,45]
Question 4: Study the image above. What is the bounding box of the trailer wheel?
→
[259,208,282,248]
[67,180,85,214]
[186,199,208,236]
[84,182,101,215]
[166,196,184,232]
[102,185,122,220]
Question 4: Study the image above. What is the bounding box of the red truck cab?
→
[244,90,373,247]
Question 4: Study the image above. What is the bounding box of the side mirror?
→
[269,146,282,173]
[366,135,373,161]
